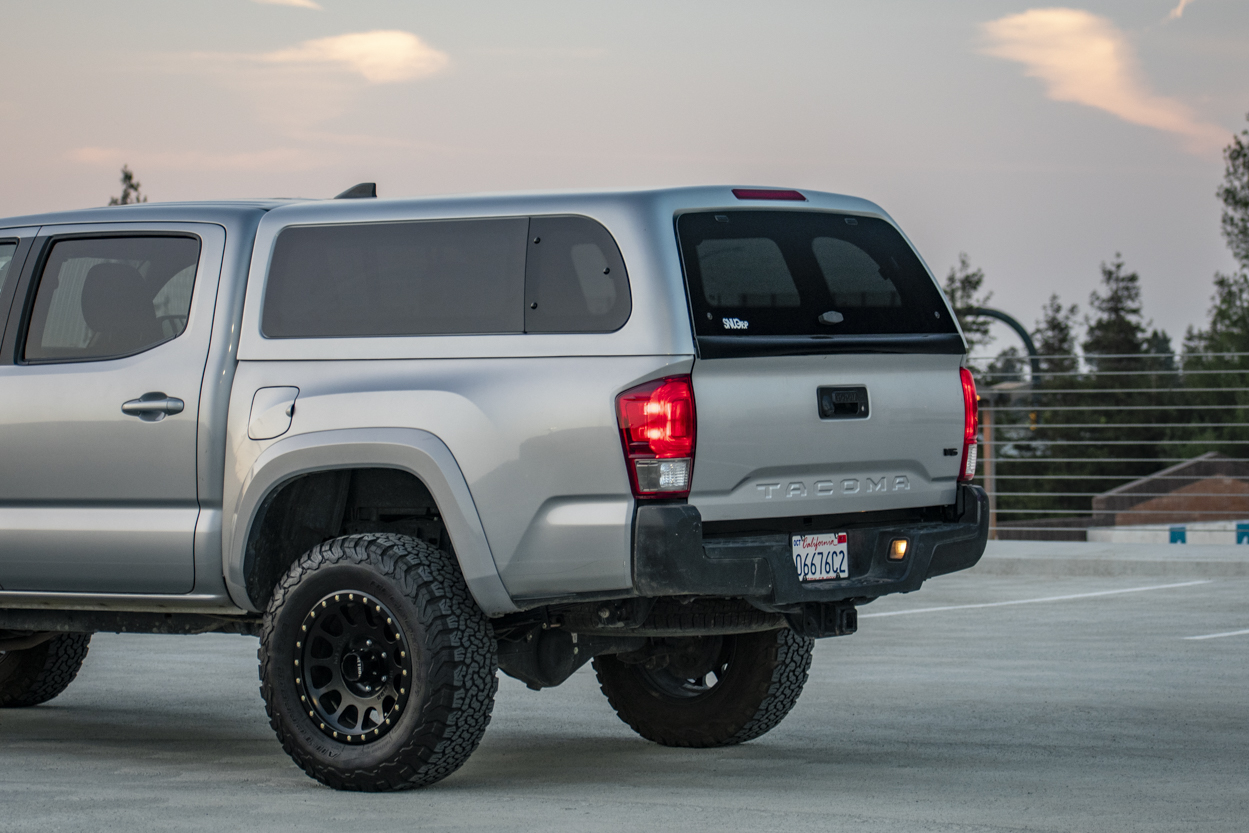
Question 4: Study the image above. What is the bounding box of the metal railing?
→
[967,351,1249,541]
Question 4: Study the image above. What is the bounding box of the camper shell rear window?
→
[676,210,955,339]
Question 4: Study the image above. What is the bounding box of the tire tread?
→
[258,533,496,791]
[593,628,813,748]
[0,633,92,708]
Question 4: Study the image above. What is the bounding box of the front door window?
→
[23,236,200,362]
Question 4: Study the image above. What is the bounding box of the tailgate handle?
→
[817,386,869,420]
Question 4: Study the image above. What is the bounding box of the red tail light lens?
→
[616,376,696,497]
[959,367,978,482]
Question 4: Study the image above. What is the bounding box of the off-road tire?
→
[0,633,92,708]
[259,533,497,791]
[593,627,813,747]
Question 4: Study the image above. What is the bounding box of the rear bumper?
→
[632,484,988,608]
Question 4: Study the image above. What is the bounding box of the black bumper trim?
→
[633,485,989,606]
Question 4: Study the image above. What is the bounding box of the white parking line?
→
[859,579,1212,619]
[1182,628,1249,641]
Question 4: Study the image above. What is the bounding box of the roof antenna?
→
[334,182,377,199]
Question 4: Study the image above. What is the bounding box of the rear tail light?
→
[959,367,978,482]
[616,376,696,498]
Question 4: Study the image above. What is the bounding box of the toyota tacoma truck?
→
[0,185,987,791]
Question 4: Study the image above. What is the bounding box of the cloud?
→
[68,147,124,165]
[259,30,449,83]
[981,8,1226,152]
[252,0,322,8]
[1168,0,1196,19]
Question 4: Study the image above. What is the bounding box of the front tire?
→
[259,533,497,791]
[0,633,92,708]
[593,628,813,747]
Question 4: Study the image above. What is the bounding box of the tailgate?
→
[688,353,965,522]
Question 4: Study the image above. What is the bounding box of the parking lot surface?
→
[1,546,1246,832]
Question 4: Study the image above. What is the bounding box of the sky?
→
[1,0,1246,352]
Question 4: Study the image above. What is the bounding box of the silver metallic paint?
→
[0,187,968,618]
[687,353,965,522]
[0,222,225,593]
[0,210,264,612]
[224,426,516,615]
[224,356,690,607]
[247,386,298,440]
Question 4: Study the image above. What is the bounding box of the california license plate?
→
[792,532,849,582]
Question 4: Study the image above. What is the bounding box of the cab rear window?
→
[677,211,954,338]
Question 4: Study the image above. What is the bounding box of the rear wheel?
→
[0,633,92,708]
[593,627,813,747]
[259,533,497,791]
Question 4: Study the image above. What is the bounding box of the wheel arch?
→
[225,427,517,616]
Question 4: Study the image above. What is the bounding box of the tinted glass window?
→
[677,211,954,337]
[695,238,799,307]
[525,216,631,333]
[812,237,901,308]
[0,242,16,298]
[262,219,528,338]
[24,236,201,362]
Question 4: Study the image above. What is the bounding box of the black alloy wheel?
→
[593,628,813,748]
[298,591,412,744]
[260,533,497,791]
[636,635,729,698]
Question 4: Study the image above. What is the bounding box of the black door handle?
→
[122,392,184,422]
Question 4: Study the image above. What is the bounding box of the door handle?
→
[122,393,184,422]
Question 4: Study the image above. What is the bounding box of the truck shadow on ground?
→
[0,703,889,794]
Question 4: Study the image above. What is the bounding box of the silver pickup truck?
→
[0,185,987,791]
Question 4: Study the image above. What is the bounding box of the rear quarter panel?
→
[226,357,691,602]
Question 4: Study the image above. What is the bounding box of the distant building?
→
[1091,452,1249,526]
[997,452,1249,543]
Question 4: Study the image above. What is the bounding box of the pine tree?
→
[108,165,147,206]
[1189,111,1249,356]
[1083,254,1148,370]
[1174,115,1249,458]
[942,253,993,351]
[1186,272,1249,355]
[1218,114,1249,270]
[1033,293,1079,375]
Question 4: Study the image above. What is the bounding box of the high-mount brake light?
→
[959,367,979,482]
[731,188,807,201]
[615,376,696,498]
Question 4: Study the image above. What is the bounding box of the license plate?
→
[792,532,849,582]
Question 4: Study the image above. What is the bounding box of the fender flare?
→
[224,427,518,616]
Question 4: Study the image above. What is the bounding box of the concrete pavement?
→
[0,543,1246,832]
